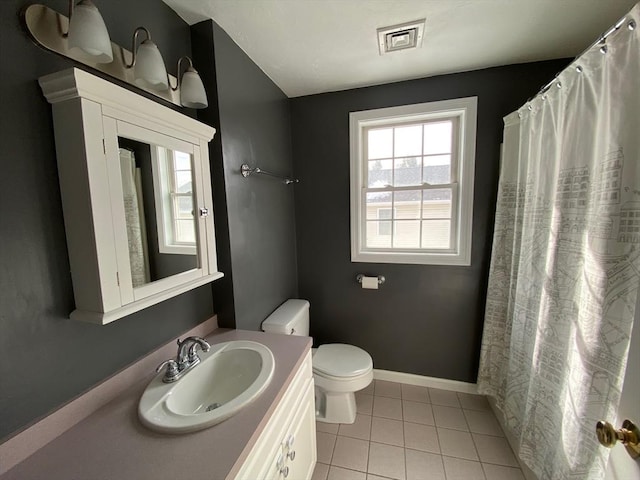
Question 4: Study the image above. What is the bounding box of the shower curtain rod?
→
[528,14,633,103]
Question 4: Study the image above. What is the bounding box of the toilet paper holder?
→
[356,274,385,285]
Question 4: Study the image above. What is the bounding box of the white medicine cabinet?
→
[40,68,223,325]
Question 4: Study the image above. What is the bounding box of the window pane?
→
[423,121,452,155]
[366,221,392,247]
[366,191,391,219]
[422,189,452,218]
[176,196,194,219]
[394,190,421,219]
[174,151,191,170]
[368,128,392,159]
[368,159,392,188]
[394,157,422,186]
[377,208,393,220]
[393,220,420,248]
[394,125,422,157]
[175,171,193,193]
[423,155,451,184]
[175,219,196,243]
[378,221,392,236]
[421,220,451,248]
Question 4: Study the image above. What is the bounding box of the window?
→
[151,146,197,255]
[350,97,477,265]
[377,208,393,236]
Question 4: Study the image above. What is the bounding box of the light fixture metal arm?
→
[125,26,152,68]
[169,56,194,91]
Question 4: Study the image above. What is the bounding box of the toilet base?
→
[315,387,357,424]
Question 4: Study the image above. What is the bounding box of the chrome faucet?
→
[156,336,211,383]
[177,336,211,369]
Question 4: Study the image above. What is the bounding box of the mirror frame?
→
[39,68,223,324]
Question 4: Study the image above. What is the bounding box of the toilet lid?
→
[313,344,372,377]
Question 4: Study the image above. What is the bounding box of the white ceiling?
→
[163,0,638,98]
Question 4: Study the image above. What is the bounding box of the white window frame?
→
[350,97,477,266]
[151,146,198,256]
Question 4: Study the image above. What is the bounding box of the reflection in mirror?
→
[118,137,198,287]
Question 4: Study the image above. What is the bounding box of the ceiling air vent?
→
[377,19,425,55]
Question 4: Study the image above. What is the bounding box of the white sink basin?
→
[139,340,275,434]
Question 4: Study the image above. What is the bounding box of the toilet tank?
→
[262,299,310,336]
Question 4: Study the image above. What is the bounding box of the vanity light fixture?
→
[126,27,169,91]
[22,3,207,108]
[66,0,113,63]
[171,57,208,109]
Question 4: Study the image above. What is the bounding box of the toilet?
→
[262,299,373,424]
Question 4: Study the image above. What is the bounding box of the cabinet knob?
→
[285,434,295,449]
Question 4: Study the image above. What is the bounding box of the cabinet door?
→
[234,353,314,480]
[284,381,317,480]
[105,119,210,303]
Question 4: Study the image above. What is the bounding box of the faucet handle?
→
[156,359,179,383]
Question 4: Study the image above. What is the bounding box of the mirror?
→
[118,137,199,287]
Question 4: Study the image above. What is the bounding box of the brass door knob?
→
[596,419,640,459]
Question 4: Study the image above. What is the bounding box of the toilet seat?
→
[312,344,373,378]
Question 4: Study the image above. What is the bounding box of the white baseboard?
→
[373,369,478,394]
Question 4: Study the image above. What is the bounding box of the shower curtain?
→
[478,5,639,480]
[120,148,150,287]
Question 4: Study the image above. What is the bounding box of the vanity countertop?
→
[0,329,312,480]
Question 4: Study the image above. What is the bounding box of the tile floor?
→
[311,380,525,480]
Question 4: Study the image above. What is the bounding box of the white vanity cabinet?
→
[236,351,317,480]
[39,68,223,325]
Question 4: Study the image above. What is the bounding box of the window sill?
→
[351,250,471,266]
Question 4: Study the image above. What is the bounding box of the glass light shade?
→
[180,69,208,109]
[134,40,169,91]
[67,0,113,63]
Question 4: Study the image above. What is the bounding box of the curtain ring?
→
[576,66,583,73]
[628,20,636,31]
[599,45,608,54]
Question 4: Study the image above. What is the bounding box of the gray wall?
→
[0,0,214,440]
[192,20,298,331]
[290,60,570,383]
